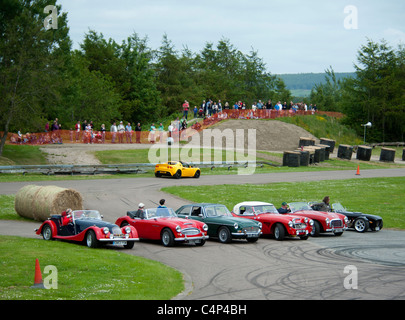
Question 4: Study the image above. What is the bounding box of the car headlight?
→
[125,227,131,234]
[258,222,262,229]
[309,219,314,226]
[304,217,309,223]
[233,223,239,230]
[176,225,182,233]
[344,217,349,224]
[103,227,109,235]
[325,218,330,225]
[203,224,208,231]
[288,221,293,227]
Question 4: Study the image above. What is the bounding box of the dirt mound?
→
[200,119,318,151]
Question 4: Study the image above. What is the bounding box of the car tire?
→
[174,170,182,179]
[354,218,369,233]
[218,227,232,243]
[310,220,321,237]
[42,224,53,241]
[85,230,99,248]
[193,170,200,178]
[124,242,135,249]
[161,228,175,247]
[195,239,205,246]
[273,224,285,241]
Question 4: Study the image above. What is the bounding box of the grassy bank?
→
[0,236,183,300]
[162,176,405,230]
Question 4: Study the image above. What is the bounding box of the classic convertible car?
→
[329,203,383,232]
[232,201,313,240]
[35,210,139,249]
[155,161,200,179]
[176,203,262,243]
[287,202,348,237]
[115,207,209,247]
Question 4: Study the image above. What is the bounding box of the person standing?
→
[135,122,142,143]
[125,122,133,143]
[117,121,125,143]
[182,100,189,119]
[110,122,117,143]
[75,121,80,142]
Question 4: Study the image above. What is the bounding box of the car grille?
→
[181,228,201,235]
[112,226,123,236]
[242,226,260,233]
[331,219,343,228]
[293,223,307,229]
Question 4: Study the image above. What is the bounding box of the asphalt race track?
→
[1,168,405,300]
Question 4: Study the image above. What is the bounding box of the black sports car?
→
[312,202,383,233]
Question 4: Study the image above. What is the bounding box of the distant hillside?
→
[277,72,355,96]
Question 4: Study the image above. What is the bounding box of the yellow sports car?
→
[155,161,201,179]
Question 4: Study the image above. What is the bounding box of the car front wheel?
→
[354,218,369,233]
[86,230,99,248]
[274,224,285,241]
[42,225,53,241]
[218,227,231,243]
[161,228,175,247]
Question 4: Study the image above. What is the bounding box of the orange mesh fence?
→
[3,110,343,145]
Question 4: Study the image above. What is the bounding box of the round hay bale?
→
[14,185,83,222]
[356,145,372,161]
[283,151,301,167]
[379,147,396,162]
[337,144,353,160]
[320,138,336,153]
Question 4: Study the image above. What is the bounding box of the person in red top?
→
[61,208,73,226]
[182,100,189,120]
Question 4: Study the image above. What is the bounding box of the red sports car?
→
[232,201,313,240]
[35,210,139,249]
[287,202,348,236]
[115,207,209,247]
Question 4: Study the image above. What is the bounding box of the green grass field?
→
[0,236,183,300]
[162,176,405,230]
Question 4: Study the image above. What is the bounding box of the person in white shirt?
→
[110,122,117,143]
[117,121,125,143]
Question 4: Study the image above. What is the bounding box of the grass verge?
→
[0,236,183,300]
[162,176,405,230]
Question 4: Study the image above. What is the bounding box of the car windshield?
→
[288,202,313,212]
[73,210,102,220]
[332,203,346,212]
[253,205,279,214]
[205,205,232,217]
[145,207,177,219]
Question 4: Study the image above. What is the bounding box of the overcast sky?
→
[58,0,405,74]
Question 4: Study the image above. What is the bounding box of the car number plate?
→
[113,241,127,246]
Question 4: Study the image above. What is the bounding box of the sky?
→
[57,0,405,74]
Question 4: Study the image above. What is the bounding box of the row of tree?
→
[310,40,405,142]
[0,0,291,155]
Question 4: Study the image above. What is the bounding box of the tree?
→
[340,39,404,142]
[310,67,342,111]
[0,0,70,155]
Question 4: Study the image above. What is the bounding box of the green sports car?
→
[176,203,262,243]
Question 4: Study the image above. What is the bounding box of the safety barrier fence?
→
[3,110,343,146]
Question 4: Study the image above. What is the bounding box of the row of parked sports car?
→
[35,200,383,249]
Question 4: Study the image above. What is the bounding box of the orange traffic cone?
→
[31,258,45,289]
[356,165,360,175]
